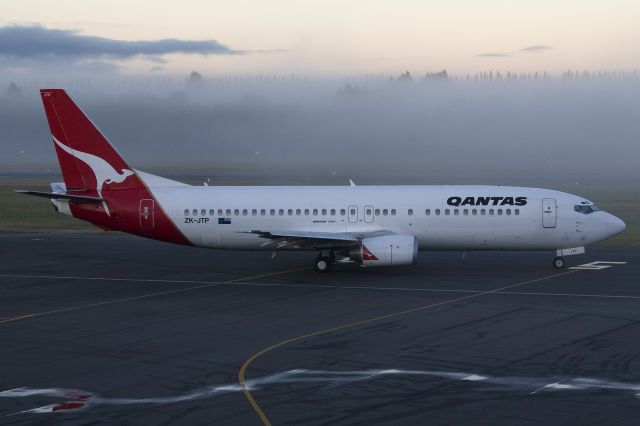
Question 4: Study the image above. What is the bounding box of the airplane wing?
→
[244,229,393,249]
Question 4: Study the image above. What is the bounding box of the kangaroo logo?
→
[53,136,134,215]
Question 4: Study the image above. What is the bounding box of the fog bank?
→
[1,75,638,185]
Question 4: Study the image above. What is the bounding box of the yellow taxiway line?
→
[238,270,578,426]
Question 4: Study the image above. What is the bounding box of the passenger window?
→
[201,209,206,216]
[391,209,396,216]
[260,209,266,216]
[445,209,450,215]
[366,208,371,215]
[350,208,356,215]
[489,209,494,215]
[322,209,327,215]
[296,209,301,215]
[251,209,257,216]
[464,209,469,215]
[330,209,336,216]
[226,209,231,216]
[454,209,459,216]
[193,209,198,216]
[305,209,310,216]
[288,209,293,216]
[270,209,275,216]
[233,209,239,216]
[425,209,430,216]
[435,209,440,216]
[515,209,520,215]
[184,209,189,216]
[383,209,388,216]
[408,209,413,216]
[506,209,511,216]
[242,209,247,216]
[340,209,346,216]
[375,209,380,216]
[279,209,284,216]
[314,209,319,216]
[498,209,503,216]
[209,209,215,216]
[218,209,223,216]
[481,209,486,216]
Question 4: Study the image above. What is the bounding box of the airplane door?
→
[364,205,374,223]
[542,198,557,228]
[139,199,155,230]
[348,205,358,223]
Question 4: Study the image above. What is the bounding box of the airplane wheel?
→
[553,257,566,269]
[314,253,334,273]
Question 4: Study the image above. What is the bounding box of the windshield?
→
[574,204,601,214]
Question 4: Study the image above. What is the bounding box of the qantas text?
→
[447,196,527,207]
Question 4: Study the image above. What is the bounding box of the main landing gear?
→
[315,250,335,273]
[553,256,566,269]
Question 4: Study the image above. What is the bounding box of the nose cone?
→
[605,214,626,237]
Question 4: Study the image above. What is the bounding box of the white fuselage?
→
[141,175,624,252]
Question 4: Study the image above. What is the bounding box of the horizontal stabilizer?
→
[14,190,103,204]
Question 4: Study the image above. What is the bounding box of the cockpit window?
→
[574,204,601,214]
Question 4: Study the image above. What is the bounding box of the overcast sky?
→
[1,1,638,186]
[1,0,640,76]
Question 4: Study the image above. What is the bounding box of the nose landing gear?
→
[553,256,566,269]
[553,247,584,269]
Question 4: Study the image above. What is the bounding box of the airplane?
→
[17,89,626,273]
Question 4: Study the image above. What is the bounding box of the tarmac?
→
[0,232,638,425]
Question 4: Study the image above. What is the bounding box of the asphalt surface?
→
[0,232,638,425]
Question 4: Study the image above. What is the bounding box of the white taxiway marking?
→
[569,261,628,270]
[530,380,577,394]
[0,272,640,302]
[5,368,640,415]
[0,267,308,325]
[2,271,640,302]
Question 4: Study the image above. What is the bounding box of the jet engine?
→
[348,234,418,266]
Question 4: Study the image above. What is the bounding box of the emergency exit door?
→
[364,205,374,223]
[139,199,155,230]
[542,198,557,228]
[348,205,358,223]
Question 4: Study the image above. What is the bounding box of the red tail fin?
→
[39,89,191,246]
[40,89,134,195]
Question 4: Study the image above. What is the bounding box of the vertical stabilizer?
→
[37,89,191,246]
[40,89,134,195]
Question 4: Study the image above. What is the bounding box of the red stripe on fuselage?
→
[67,180,192,246]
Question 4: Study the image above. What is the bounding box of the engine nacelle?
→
[349,234,418,267]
